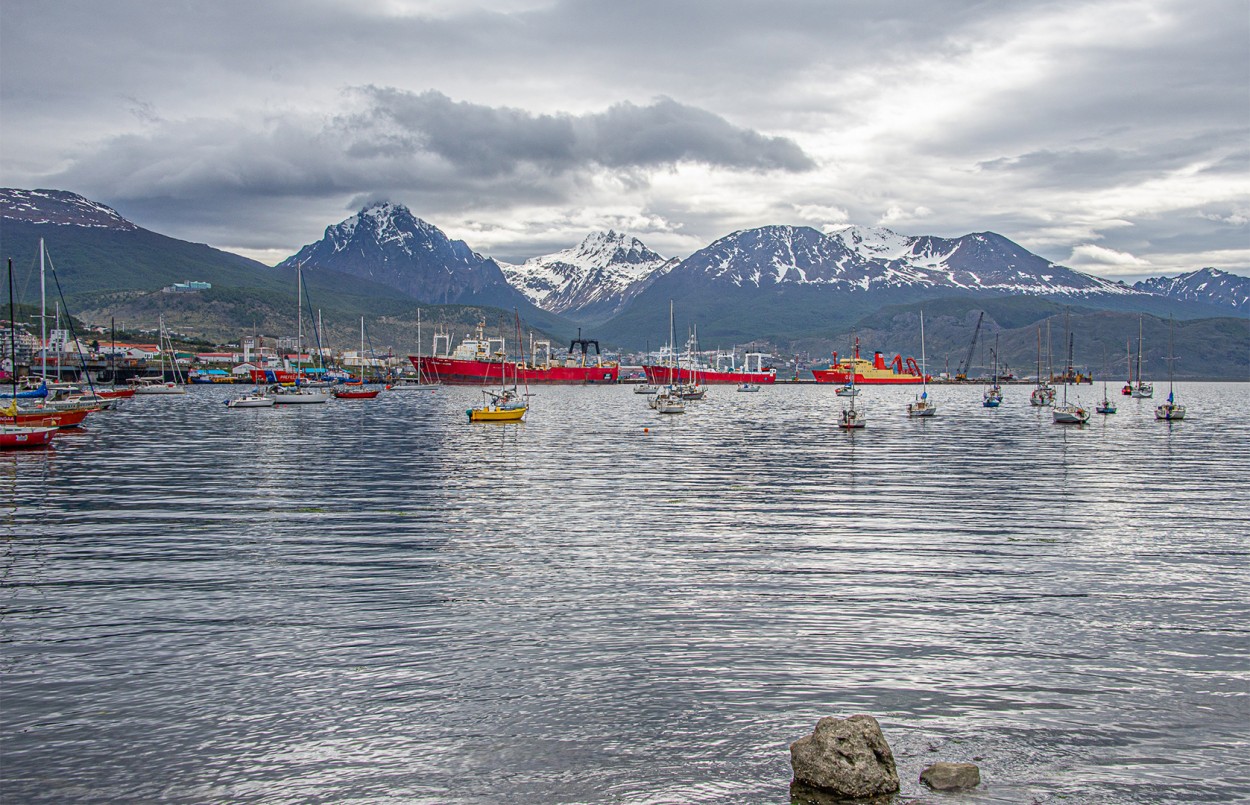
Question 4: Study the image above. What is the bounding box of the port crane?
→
[955,311,984,381]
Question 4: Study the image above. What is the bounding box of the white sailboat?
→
[1096,347,1116,414]
[650,301,685,414]
[272,263,330,404]
[1131,315,1154,398]
[393,309,441,390]
[131,314,186,394]
[906,311,936,418]
[1029,325,1055,406]
[1155,316,1186,421]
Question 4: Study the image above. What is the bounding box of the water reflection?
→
[0,383,1246,803]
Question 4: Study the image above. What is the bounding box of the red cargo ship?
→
[409,322,618,385]
[643,351,775,385]
[812,339,927,384]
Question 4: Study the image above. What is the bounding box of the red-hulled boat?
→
[9,408,94,428]
[409,322,618,385]
[812,339,927,385]
[334,387,380,399]
[1,424,57,449]
[97,388,136,399]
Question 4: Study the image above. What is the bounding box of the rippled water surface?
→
[3,382,1248,803]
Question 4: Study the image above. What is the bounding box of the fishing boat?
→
[413,319,618,385]
[813,339,926,385]
[1155,317,1186,422]
[834,382,859,397]
[907,311,936,418]
[642,350,775,385]
[1130,316,1154,398]
[737,383,761,393]
[634,384,659,395]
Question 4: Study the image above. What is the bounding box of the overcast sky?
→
[2,0,1247,280]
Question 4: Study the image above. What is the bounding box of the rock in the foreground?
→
[790,715,900,801]
[919,761,981,791]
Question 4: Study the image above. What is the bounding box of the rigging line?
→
[43,249,98,395]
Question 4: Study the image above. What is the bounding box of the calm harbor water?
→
[2,382,1248,804]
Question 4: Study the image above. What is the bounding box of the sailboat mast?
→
[296,263,302,379]
[919,310,927,391]
[39,238,47,381]
[8,259,17,404]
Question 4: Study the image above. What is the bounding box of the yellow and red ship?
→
[812,338,928,385]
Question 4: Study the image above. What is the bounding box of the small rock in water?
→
[790,714,900,801]
[919,761,981,791]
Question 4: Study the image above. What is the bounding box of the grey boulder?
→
[920,761,981,791]
[790,714,900,800]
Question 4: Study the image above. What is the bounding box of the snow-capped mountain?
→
[498,230,677,321]
[0,188,137,230]
[278,202,527,307]
[674,224,1133,296]
[1134,267,1249,309]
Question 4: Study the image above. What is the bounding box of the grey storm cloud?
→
[341,88,816,175]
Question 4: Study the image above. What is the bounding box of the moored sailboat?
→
[906,311,936,418]
[1130,315,1154,398]
[1155,317,1186,422]
[983,334,1003,408]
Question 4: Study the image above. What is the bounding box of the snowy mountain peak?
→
[0,188,138,230]
[499,231,676,320]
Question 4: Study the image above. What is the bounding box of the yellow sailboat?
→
[466,312,529,423]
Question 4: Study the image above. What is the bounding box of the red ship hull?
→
[642,366,776,385]
[409,356,618,385]
[811,369,925,385]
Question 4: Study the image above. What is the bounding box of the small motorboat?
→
[226,390,275,408]
[834,383,859,397]
[737,383,761,393]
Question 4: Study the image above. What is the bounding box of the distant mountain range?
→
[1133,268,1248,309]
[1,188,1246,377]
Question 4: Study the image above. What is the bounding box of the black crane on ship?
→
[955,311,985,381]
[569,328,601,364]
